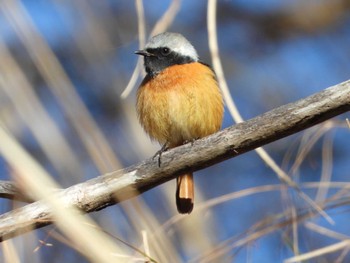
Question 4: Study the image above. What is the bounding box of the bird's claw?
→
[153,143,169,167]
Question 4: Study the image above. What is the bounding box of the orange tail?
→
[176,173,194,214]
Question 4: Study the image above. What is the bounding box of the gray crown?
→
[145,32,199,61]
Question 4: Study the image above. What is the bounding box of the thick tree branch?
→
[0,79,349,241]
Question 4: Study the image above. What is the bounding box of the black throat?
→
[144,47,196,77]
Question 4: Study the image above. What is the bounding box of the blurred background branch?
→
[0,180,31,203]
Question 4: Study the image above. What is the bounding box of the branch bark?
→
[0,180,32,203]
[0,79,349,241]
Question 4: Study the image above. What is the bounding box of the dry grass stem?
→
[1,0,122,173]
[0,126,126,262]
[285,240,350,263]
[207,0,333,224]
[121,0,181,99]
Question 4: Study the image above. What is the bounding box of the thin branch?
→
[120,0,181,99]
[285,240,350,263]
[207,0,315,210]
[0,79,349,241]
[1,0,122,173]
[120,0,146,99]
[0,180,32,203]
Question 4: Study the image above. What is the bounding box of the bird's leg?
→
[153,142,169,167]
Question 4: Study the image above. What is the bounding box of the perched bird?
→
[136,32,224,214]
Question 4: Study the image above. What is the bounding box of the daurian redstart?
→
[136,32,224,214]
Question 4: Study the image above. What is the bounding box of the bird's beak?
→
[135,50,154,57]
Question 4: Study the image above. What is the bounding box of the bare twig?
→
[285,240,350,263]
[0,180,32,203]
[120,0,181,99]
[1,0,122,173]
[120,0,146,99]
[206,0,333,223]
[0,79,349,241]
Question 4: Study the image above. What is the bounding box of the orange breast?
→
[136,62,224,147]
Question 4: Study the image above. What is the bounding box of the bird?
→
[135,32,224,214]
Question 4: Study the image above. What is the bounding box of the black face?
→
[141,47,195,77]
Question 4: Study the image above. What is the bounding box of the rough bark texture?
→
[0,180,32,202]
[0,79,349,241]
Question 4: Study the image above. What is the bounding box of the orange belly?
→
[137,62,224,147]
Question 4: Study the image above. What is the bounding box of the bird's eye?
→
[161,47,171,56]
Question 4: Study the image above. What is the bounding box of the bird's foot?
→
[153,142,169,167]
